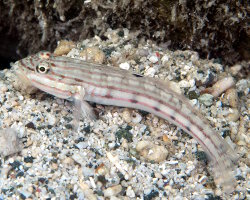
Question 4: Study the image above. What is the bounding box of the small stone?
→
[136,141,168,163]
[237,140,246,146]
[103,185,122,197]
[115,126,133,143]
[198,175,208,184]
[226,108,240,122]
[198,94,214,106]
[131,112,142,124]
[11,100,19,107]
[161,55,169,64]
[188,90,199,99]
[105,29,120,43]
[51,162,58,170]
[154,172,163,179]
[19,190,32,199]
[119,62,130,70]
[143,190,159,199]
[82,166,95,178]
[169,81,182,94]
[162,134,170,143]
[238,116,247,140]
[189,79,196,87]
[190,53,199,62]
[79,46,106,64]
[3,118,12,127]
[230,64,242,76]
[236,79,249,95]
[75,142,88,149]
[9,157,14,164]
[95,163,109,176]
[179,80,190,88]
[122,109,132,123]
[25,122,36,130]
[72,153,85,165]
[124,44,132,50]
[184,65,191,71]
[54,40,76,56]
[47,113,57,126]
[63,157,74,166]
[27,186,34,194]
[79,182,97,200]
[149,55,158,63]
[221,88,239,108]
[1,85,8,93]
[210,76,235,98]
[145,67,156,77]
[0,128,22,157]
[137,49,149,57]
[126,186,135,198]
[18,95,24,101]
[166,160,178,165]
[121,139,129,149]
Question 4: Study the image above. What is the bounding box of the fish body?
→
[15,51,237,193]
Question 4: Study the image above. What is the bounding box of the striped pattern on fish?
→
[15,51,238,193]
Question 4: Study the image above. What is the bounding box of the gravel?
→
[0,28,249,199]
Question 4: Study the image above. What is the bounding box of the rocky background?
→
[0,0,249,66]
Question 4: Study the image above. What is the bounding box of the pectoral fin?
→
[74,99,96,121]
[74,87,96,121]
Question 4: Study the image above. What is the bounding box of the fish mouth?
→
[13,62,39,94]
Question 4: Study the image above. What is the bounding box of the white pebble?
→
[190,99,198,106]
[131,112,142,124]
[122,109,132,123]
[211,76,235,98]
[198,94,214,106]
[190,53,199,62]
[0,128,22,157]
[19,190,32,198]
[226,108,240,122]
[198,175,208,184]
[145,67,156,77]
[18,95,24,101]
[222,88,239,108]
[0,85,8,93]
[124,44,132,50]
[184,65,191,71]
[126,186,135,198]
[79,46,106,64]
[137,49,149,57]
[103,185,122,197]
[230,64,242,76]
[72,153,85,165]
[161,55,169,64]
[9,157,14,164]
[108,142,116,149]
[149,55,158,63]
[189,79,196,87]
[166,160,178,165]
[179,80,190,88]
[136,141,168,163]
[119,62,130,70]
[75,142,88,149]
[186,164,195,176]
[47,113,57,126]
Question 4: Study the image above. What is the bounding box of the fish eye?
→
[36,63,50,74]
